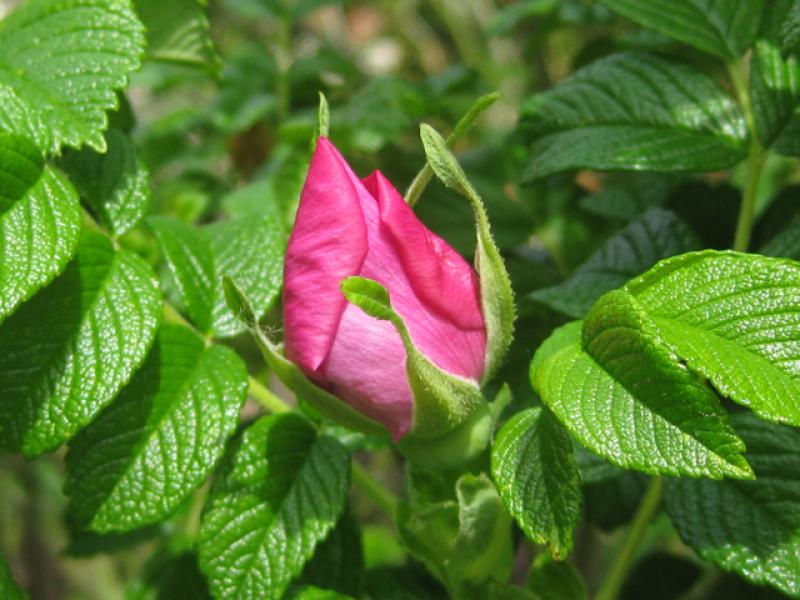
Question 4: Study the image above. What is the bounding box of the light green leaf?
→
[223,276,385,436]
[0,0,146,154]
[59,129,149,235]
[491,407,581,559]
[0,134,81,322]
[205,215,286,337]
[148,216,215,333]
[341,276,485,439]
[0,232,161,456]
[65,324,248,532]
[197,413,350,600]
[520,53,747,180]
[0,555,26,600]
[284,587,353,600]
[419,124,515,383]
[135,0,219,72]
[665,413,800,598]
[626,251,800,428]
[598,0,763,59]
[751,39,800,150]
[531,295,752,480]
[532,209,700,319]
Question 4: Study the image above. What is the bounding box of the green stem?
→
[274,5,292,122]
[595,477,663,600]
[352,461,398,522]
[247,375,290,414]
[183,481,210,541]
[405,91,499,206]
[728,59,767,252]
[733,145,767,252]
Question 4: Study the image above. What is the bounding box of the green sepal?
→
[222,276,384,436]
[397,472,513,595]
[419,123,515,384]
[341,276,487,441]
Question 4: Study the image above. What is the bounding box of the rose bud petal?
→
[283,137,486,441]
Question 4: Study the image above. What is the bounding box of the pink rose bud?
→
[283,138,487,441]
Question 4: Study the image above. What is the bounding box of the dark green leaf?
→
[583,471,647,532]
[760,213,800,259]
[0,0,146,153]
[598,0,763,59]
[751,40,800,150]
[579,173,673,221]
[365,563,448,600]
[0,232,161,456]
[782,0,800,53]
[0,134,81,322]
[491,407,581,559]
[665,413,800,597]
[148,216,215,333]
[65,325,248,532]
[520,53,747,180]
[59,129,149,235]
[619,552,702,600]
[531,300,751,479]
[197,414,350,600]
[135,0,219,72]
[298,510,364,598]
[131,551,212,600]
[532,209,700,318]
[527,554,587,600]
[150,214,285,337]
[205,215,286,337]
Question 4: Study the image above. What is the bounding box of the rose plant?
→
[4,1,800,599]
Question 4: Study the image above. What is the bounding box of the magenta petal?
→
[283,137,369,374]
[323,303,413,440]
[363,171,484,330]
[358,171,486,383]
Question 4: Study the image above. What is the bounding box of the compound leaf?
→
[197,413,350,600]
[0,0,146,154]
[520,53,747,180]
[65,324,248,532]
[0,232,161,456]
[0,133,81,322]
